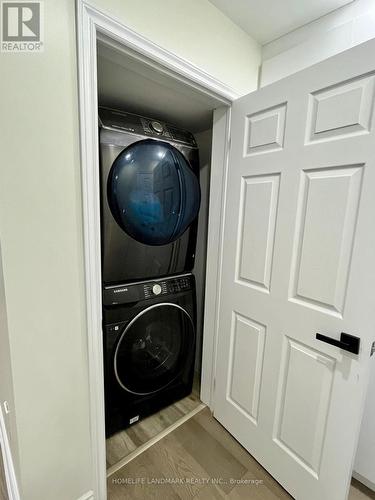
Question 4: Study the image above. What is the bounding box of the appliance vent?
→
[168,127,196,146]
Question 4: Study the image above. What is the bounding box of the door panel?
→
[236,174,280,291]
[273,338,335,477]
[306,74,375,143]
[227,312,265,424]
[245,102,287,155]
[214,39,375,500]
[290,165,364,315]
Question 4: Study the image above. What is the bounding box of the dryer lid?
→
[107,139,201,246]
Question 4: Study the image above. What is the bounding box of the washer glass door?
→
[114,303,195,395]
[107,139,200,245]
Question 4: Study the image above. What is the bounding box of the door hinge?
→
[371,341,375,357]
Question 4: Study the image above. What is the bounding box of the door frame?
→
[76,1,236,498]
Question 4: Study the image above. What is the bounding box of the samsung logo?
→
[114,288,128,294]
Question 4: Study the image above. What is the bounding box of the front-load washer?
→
[102,273,196,437]
[99,107,201,285]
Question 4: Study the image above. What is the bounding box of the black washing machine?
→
[99,107,201,285]
[102,273,196,437]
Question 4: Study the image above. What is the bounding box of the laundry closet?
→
[72,20,375,499]
[95,38,225,473]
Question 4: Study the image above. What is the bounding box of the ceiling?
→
[97,41,223,133]
[209,0,354,44]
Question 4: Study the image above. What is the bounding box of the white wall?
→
[0,1,260,498]
[0,1,91,498]
[261,0,375,86]
[92,0,261,96]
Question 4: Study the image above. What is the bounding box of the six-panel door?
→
[214,39,375,500]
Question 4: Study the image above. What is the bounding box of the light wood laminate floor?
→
[0,446,8,500]
[351,479,375,500]
[106,386,202,468]
[108,407,375,500]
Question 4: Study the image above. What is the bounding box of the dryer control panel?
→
[103,274,193,306]
[99,107,197,147]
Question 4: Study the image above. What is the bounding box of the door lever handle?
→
[316,332,360,355]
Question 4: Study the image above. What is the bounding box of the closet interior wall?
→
[193,129,212,375]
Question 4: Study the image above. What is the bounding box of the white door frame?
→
[76,1,236,498]
[0,407,20,500]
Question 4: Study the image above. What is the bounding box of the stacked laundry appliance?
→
[99,107,201,436]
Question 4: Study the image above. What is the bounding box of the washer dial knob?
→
[152,284,162,295]
[150,121,163,134]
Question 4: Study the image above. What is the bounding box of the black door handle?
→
[316,332,360,354]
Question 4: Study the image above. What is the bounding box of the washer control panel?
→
[103,275,193,306]
[143,276,192,299]
[152,283,162,295]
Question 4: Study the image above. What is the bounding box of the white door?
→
[214,38,375,500]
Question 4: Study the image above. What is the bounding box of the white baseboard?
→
[77,490,94,500]
[353,471,375,492]
[0,405,20,500]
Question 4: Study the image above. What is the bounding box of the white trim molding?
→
[76,2,106,499]
[79,1,240,104]
[77,491,94,500]
[352,471,375,493]
[200,107,232,407]
[0,405,20,500]
[76,1,234,499]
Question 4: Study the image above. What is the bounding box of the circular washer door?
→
[107,139,200,246]
[114,303,195,395]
